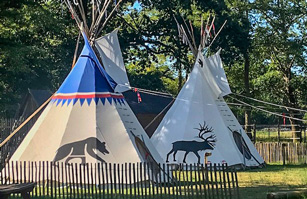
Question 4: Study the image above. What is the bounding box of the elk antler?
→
[205,135,217,147]
[194,121,214,140]
[205,135,216,142]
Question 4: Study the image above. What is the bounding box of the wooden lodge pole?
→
[0,95,53,148]
[71,31,81,69]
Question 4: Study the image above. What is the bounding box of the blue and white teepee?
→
[11,34,163,165]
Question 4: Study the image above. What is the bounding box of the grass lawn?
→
[238,164,307,199]
[255,130,297,142]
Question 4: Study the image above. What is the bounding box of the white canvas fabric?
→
[151,51,264,167]
[205,50,231,97]
[10,98,163,165]
[95,30,130,92]
[9,98,163,184]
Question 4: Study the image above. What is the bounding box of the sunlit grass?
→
[238,164,307,199]
[255,130,302,142]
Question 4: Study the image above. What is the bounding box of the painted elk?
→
[166,122,216,163]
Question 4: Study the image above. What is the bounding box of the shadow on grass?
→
[240,185,307,199]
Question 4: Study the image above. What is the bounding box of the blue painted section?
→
[56,33,117,95]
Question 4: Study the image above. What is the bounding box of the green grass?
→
[7,164,307,199]
[238,164,307,199]
[255,130,297,142]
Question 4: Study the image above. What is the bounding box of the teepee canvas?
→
[151,50,264,167]
[10,33,163,167]
[95,29,131,93]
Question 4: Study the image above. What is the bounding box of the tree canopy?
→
[0,0,77,116]
[0,0,306,126]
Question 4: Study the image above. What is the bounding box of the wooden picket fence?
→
[0,117,38,169]
[0,161,239,199]
[255,142,307,164]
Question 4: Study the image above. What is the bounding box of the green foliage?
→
[0,0,305,125]
[303,113,307,125]
[0,0,77,116]
[126,51,177,95]
[111,0,252,87]
[250,0,307,108]
[226,0,306,124]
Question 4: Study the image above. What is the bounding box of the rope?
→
[228,102,300,114]
[0,95,53,148]
[228,95,307,123]
[131,87,306,122]
[232,93,307,113]
[132,87,174,98]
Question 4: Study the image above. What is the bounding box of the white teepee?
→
[10,33,163,166]
[151,17,264,167]
[151,50,264,167]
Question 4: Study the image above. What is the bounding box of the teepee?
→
[10,0,163,166]
[11,33,163,166]
[151,17,264,167]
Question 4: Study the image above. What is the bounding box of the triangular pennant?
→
[56,99,63,107]
[94,98,99,105]
[100,98,106,105]
[113,98,117,105]
[61,99,67,106]
[50,99,56,104]
[117,98,122,105]
[67,99,72,106]
[121,98,125,105]
[80,98,86,106]
[107,97,113,105]
[73,98,79,105]
[86,98,92,106]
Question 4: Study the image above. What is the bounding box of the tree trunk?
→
[289,111,300,142]
[178,66,183,92]
[283,68,300,142]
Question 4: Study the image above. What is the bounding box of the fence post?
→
[282,143,286,166]
[278,122,280,143]
[253,124,256,143]
[304,126,306,143]
[299,125,302,143]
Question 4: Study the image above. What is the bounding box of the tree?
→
[250,0,307,140]
[0,0,77,116]
[224,0,253,132]
[108,0,254,96]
